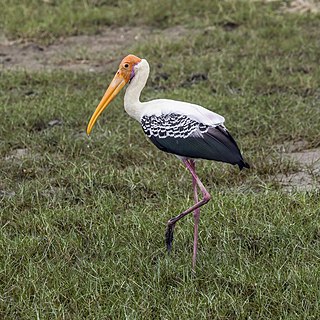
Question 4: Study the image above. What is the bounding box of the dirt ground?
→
[275,141,320,191]
[1,25,319,191]
[0,26,187,72]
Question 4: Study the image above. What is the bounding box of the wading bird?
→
[87,54,249,269]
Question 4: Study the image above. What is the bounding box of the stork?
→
[87,54,249,269]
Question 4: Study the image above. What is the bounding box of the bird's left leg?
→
[165,159,211,263]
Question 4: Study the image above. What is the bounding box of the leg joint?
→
[203,192,211,204]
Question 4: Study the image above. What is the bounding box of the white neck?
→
[124,59,150,121]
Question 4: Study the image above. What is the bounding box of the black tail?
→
[238,160,250,170]
[207,126,250,169]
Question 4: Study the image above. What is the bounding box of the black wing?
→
[141,113,249,170]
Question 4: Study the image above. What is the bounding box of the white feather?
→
[141,99,225,126]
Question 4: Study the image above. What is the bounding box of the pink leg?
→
[190,160,200,270]
[165,159,211,269]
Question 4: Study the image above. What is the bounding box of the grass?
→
[1,0,320,318]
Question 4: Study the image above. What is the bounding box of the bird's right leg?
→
[165,159,211,255]
[190,160,201,270]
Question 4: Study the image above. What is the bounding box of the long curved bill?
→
[86,72,126,135]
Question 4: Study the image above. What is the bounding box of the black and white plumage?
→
[141,113,249,170]
[86,54,249,270]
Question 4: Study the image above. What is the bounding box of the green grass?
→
[1,0,320,318]
[0,0,311,42]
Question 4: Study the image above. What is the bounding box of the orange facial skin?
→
[117,54,142,83]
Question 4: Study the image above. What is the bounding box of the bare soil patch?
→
[281,0,320,14]
[0,26,187,72]
[262,0,320,13]
[275,141,320,191]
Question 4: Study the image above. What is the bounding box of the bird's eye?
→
[124,63,129,68]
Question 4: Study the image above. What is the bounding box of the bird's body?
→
[122,59,248,168]
[87,54,249,269]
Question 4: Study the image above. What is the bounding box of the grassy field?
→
[1,0,320,318]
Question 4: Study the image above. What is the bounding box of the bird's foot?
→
[165,221,175,253]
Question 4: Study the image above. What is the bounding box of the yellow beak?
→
[86,72,127,135]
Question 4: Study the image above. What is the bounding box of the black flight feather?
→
[141,114,249,170]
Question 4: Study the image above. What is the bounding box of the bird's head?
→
[86,54,142,135]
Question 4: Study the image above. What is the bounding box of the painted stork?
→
[87,54,249,269]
